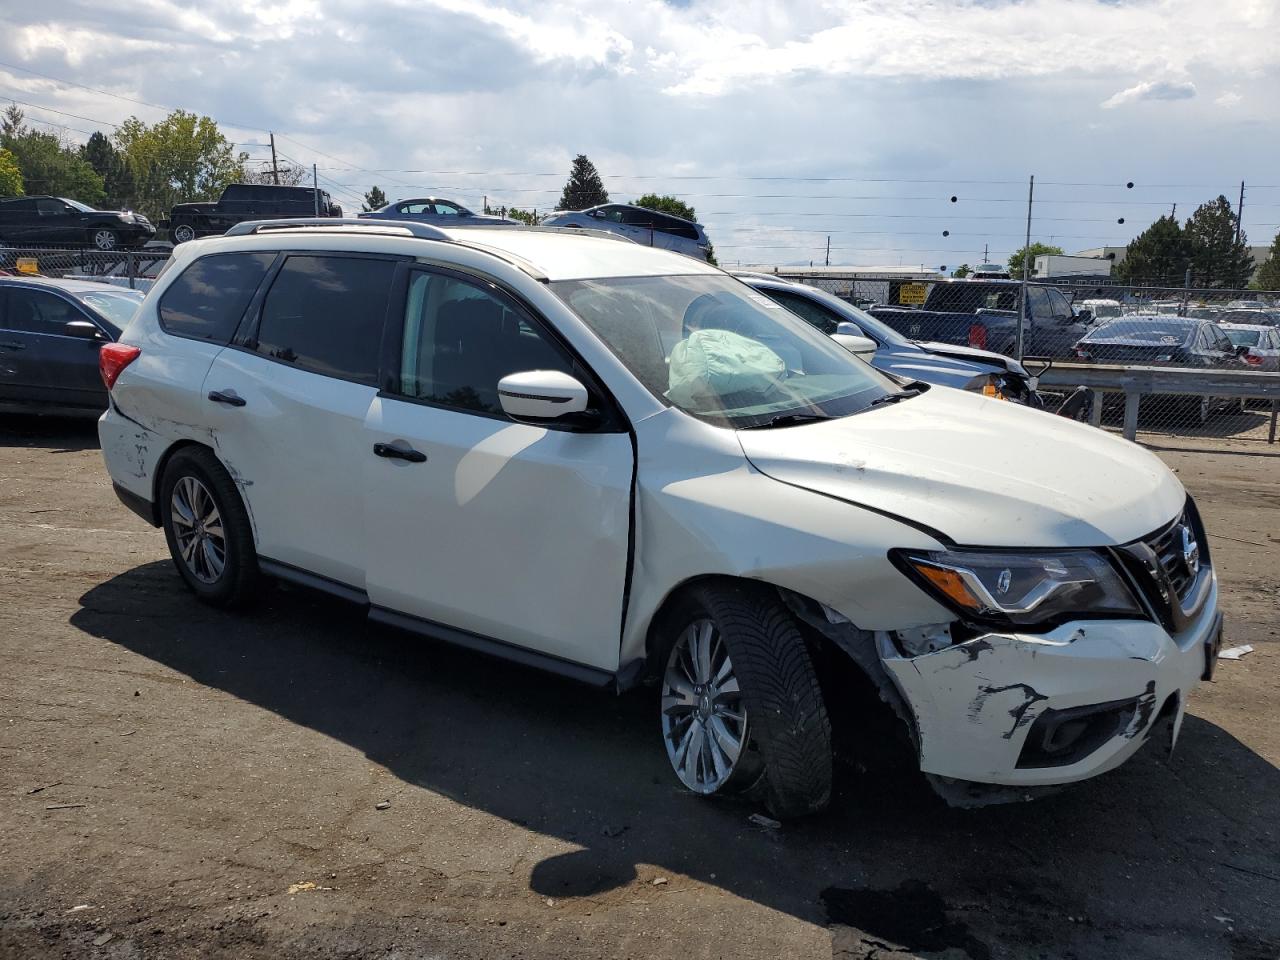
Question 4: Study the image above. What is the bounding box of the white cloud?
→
[1101,79,1197,109]
[1216,89,1244,107]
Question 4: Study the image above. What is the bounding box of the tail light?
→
[1075,347,1091,360]
[99,343,141,390]
[1244,351,1262,366]
[968,323,987,349]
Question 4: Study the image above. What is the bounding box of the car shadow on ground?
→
[72,562,1280,958]
[0,414,100,452]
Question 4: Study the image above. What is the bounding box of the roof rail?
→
[224,218,451,241]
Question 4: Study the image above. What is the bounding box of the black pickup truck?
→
[868,279,1092,358]
[167,184,342,244]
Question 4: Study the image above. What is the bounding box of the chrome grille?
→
[1149,518,1195,601]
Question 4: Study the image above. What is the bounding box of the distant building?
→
[1075,245,1273,281]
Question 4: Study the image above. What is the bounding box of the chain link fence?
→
[772,270,1280,444]
[0,245,171,292]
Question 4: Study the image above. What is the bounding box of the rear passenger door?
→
[201,253,399,587]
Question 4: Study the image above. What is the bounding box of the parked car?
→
[97,218,1221,816]
[1221,322,1280,373]
[358,197,513,226]
[542,203,711,261]
[168,184,342,244]
[1077,298,1123,322]
[1073,316,1243,423]
[738,273,1043,406]
[1215,308,1280,327]
[0,276,143,415]
[868,279,1092,358]
[0,196,156,251]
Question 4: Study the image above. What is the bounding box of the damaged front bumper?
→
[879,576,1221,786]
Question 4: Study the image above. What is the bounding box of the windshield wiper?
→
[868,387,924,407]
[739,412,833,430]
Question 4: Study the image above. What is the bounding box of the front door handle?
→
[207,390,246,407]
[373,442,427,463]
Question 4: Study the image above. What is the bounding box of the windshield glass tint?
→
[551,275,897,427]
[76,291,142,329]
[1089,319,1193,344]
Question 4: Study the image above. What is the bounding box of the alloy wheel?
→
[173,224,196,243]
[93,229,118,251]
[170,476,226,584]
[661,618,748,794]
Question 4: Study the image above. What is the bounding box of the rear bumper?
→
[880,576,1220,786]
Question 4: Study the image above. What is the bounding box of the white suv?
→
[98,219,1223,816]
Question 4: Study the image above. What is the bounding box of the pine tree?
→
[362,185,388,211]
[80,132,135,208]
[1253,231,1280,291]
[1184,195,1253,288]
[1115,215,1190,286]
[558,154,608,211]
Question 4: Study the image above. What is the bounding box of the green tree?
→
[361,185,388,211]
[1007,242,1064,278]
[1114,215,1189,286]
[503,207,542,225]
[0,147,22,196]
[1252,231,1280,291]
[243,162,308,186]
[80,132,135,208]
[951,263,972,278]
[112,110,246,221]
[1,105,105,204]
[1184,195,1253,288]
[557,154,608,210]
[632,193,697,222]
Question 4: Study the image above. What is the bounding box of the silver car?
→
[1221,322,1280,373]
[541,203,710,261]
[358,197,514,226]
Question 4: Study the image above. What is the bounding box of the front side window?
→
[551,274,899,428]
[3,288,80,333]
[255,255,396,386]
[36,198,68,217]
[395,271,574,415]
[765,289,839,335]
[159,252,276,343]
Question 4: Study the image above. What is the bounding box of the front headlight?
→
[894,549,1143,628]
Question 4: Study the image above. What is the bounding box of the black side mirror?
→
[1074,310,1093,324]
[65,320,106,341]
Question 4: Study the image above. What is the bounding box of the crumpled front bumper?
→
[879,576,1221,786]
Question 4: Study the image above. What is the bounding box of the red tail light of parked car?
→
[968,323,987,349]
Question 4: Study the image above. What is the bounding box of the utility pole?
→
[1016,174,1034,363]
[312,165,319,216]
[269,132,280,185]
[983,242,989,266]
[825,235,830,267]
[1235,180,1245,247]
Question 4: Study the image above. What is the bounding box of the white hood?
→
[737,387,1185,548]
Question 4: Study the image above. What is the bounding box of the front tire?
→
[159,448,260,608]
[91,228,119,251]
[658,582,832,818]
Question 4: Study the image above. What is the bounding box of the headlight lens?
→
[895,549,1143,627]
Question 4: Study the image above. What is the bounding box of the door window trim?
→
[378,261,629,433]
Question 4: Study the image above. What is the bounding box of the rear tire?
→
[171,222,197,244]
[658,582,832,819]
[159,447,260,608]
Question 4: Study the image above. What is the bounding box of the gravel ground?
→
[1,416,1277,960]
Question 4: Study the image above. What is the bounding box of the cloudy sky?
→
[2,0,1278,267]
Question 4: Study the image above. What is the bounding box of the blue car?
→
[358,197,514,226]
[738,273,1043,406]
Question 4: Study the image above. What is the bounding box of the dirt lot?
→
[2,417,1278,960]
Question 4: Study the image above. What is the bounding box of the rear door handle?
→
[373,442,427,463]
[207,390,246,407]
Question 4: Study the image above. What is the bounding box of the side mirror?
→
[1074,310,1092,324]
[831,334,877,358]
[835,320,865,338]
[498,370,593,426]
[65,320,106,341]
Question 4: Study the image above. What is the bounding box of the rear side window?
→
[158,252,275,343]
[253,255,395,386]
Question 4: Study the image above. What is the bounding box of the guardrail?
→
[1037,362,1280,442]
